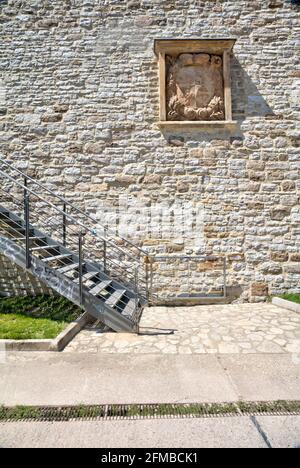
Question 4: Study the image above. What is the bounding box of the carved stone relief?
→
[166,53,225,121]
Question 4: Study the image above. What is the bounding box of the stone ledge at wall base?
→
[1,312,91,352]
[156,296,232,306]
[272,297,300,315]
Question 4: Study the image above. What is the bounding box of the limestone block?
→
[259,262,282,275]
[284,264,300,274]
[270,251,289,262]
[281,180,296,191]
[270,206,291,220]
[84,143,105,154]
[289,253,300,262]
[143,174,162,185]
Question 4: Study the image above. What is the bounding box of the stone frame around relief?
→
[154,39,237,129]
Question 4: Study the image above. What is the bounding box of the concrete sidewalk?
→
[0,352,299,405]
[0,416,299,448]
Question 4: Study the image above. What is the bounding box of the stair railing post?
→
[145,255,149,305]
[78,231,85,307]
[134,266,139,333]
[24,190,31,269]
[23,176,28,221]
[62,203,67,247]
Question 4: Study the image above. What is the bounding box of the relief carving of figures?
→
[166,53,225,121]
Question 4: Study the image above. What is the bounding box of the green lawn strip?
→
[278,294,300,305]
[0,313,67,340]
[0,401,299,421]
[0,295,82,340]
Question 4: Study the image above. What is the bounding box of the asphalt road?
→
[0,416,299,448]
[0,352,299,405]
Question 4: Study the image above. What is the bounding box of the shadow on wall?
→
[231,56,275,122]
[159,54,276,145]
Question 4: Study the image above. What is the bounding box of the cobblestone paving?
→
[64,304,300,355]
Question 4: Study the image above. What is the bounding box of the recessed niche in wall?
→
[154,39,237,129]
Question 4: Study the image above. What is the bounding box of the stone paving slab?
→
[64,304,300,355]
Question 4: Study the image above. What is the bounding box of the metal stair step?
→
[57,263,79,274]
[122,298,137,317]
[42,254,72,263]
[10,227,27,232]
[2,219,24,227]
[30,244,60,252]
[73,271,100,284]
[106,289,126,308]
[89,280,112,296]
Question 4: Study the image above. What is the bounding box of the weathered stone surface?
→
[84,143,104,154]
[166,242,184,253]
[270,207,291,221]
[289,253,300,262]
[260,262,282,275]
[281,180,296,191]
[143,174,162,185]
[168,137,185,146]
[41,114,63,123]
[107,175,136,187]
[270,251,289,262]
[284,264,300,274]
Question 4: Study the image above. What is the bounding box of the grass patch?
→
[279,294,300,305]
[0,295,81,340]
[0,401,299,422]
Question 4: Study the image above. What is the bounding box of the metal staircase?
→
[0,158,154,333]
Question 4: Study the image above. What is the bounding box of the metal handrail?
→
[0,158,149,258]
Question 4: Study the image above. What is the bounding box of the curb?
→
[272,297,300,314]
[0,312,91,352]
[50,312,91,351]
[1,339,53,352]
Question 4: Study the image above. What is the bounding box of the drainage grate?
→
[0,401,300,422]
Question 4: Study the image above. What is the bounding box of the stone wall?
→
[0,0,299,301]
[0,254,53,297]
